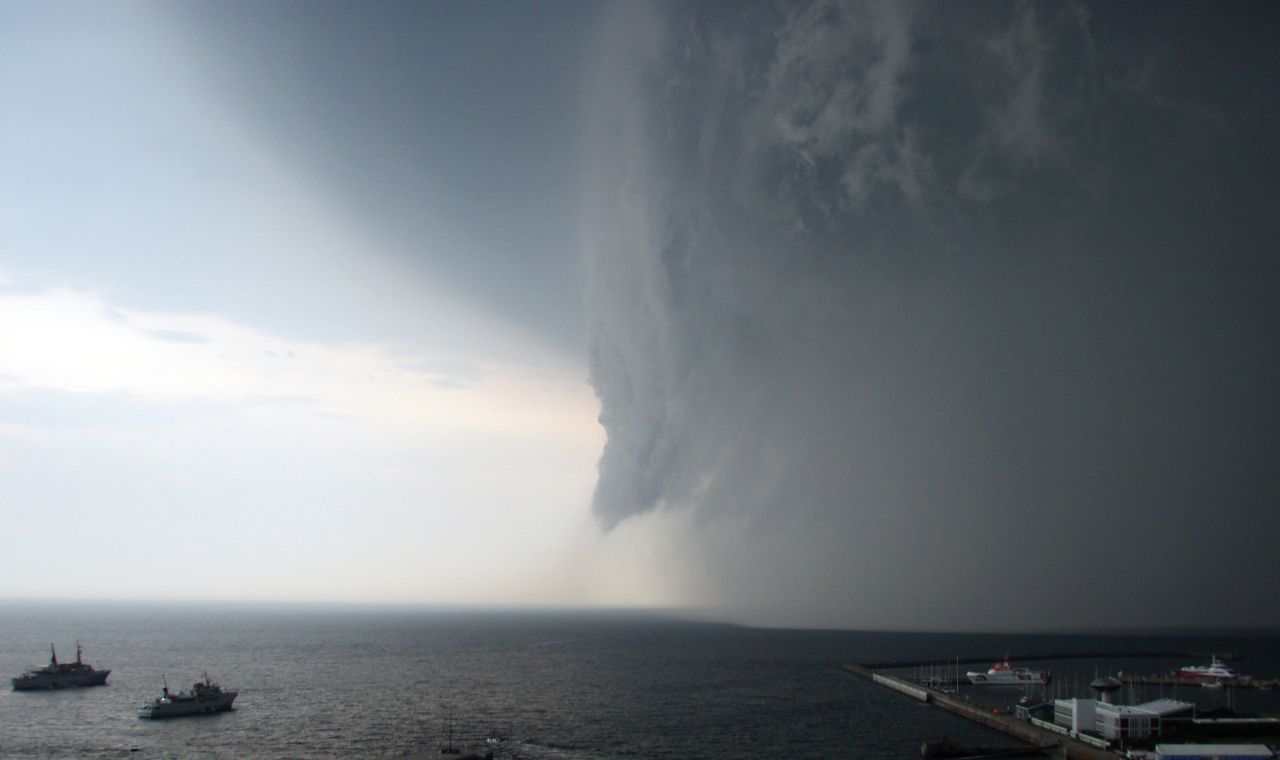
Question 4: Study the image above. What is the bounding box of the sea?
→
[1,601,1277,758]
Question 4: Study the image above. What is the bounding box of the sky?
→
[1,1,1277,632]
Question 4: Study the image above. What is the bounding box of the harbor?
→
[845,663,1114,760]
[847,652,1280,759]
[882,653,1280,693]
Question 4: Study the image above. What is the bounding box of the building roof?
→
[1096,702,1156,716]
[1136,699,1196,716]
[1058,697,1197,718]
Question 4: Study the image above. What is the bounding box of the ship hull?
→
[1178,672,1238,683]
[966,672,1046,686]
[12,669,111,690]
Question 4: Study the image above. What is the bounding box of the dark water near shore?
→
[1,602,1277,758]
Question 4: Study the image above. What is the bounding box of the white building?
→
[1054,697,1195,741]
[1095,702,1159,740]
[1055,697,1096,736]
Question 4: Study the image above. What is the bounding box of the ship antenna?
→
[50,643,57,666]
[76,640,83,665]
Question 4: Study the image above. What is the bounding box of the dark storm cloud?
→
[582,2,1279,629]
[129,1,600,353]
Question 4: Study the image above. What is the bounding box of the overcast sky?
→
[1,1,1276,631]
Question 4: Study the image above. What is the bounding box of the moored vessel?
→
[965,653,1050,686]
[1177,654,1240,683]
[137,673,237,719]
[12,642,111,690]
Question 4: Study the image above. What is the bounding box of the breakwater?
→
[856,651,1232,670]
[845,664,1116,760]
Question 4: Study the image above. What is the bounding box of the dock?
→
[856,651,1236,671]
[845,664,1117,760]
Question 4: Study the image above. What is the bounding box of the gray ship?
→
[138,673,237,719]
[12,643,111,690]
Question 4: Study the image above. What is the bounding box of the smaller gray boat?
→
[138,673,237,719]
[12,643,110,690]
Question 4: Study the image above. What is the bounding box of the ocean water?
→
[0,602,1277,758]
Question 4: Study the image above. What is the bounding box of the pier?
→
[846,664,1115,760]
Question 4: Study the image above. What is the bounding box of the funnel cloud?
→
[582,2,1279,630]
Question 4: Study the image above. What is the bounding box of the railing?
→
[1030,717,1069,735]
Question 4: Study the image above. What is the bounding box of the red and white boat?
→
[1177,655,1239,683]
[966,653,1050,686]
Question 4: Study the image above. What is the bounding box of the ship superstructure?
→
[138,673,237,719]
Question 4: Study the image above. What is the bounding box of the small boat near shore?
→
[138,673,237,719]
[12,642,110,690]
